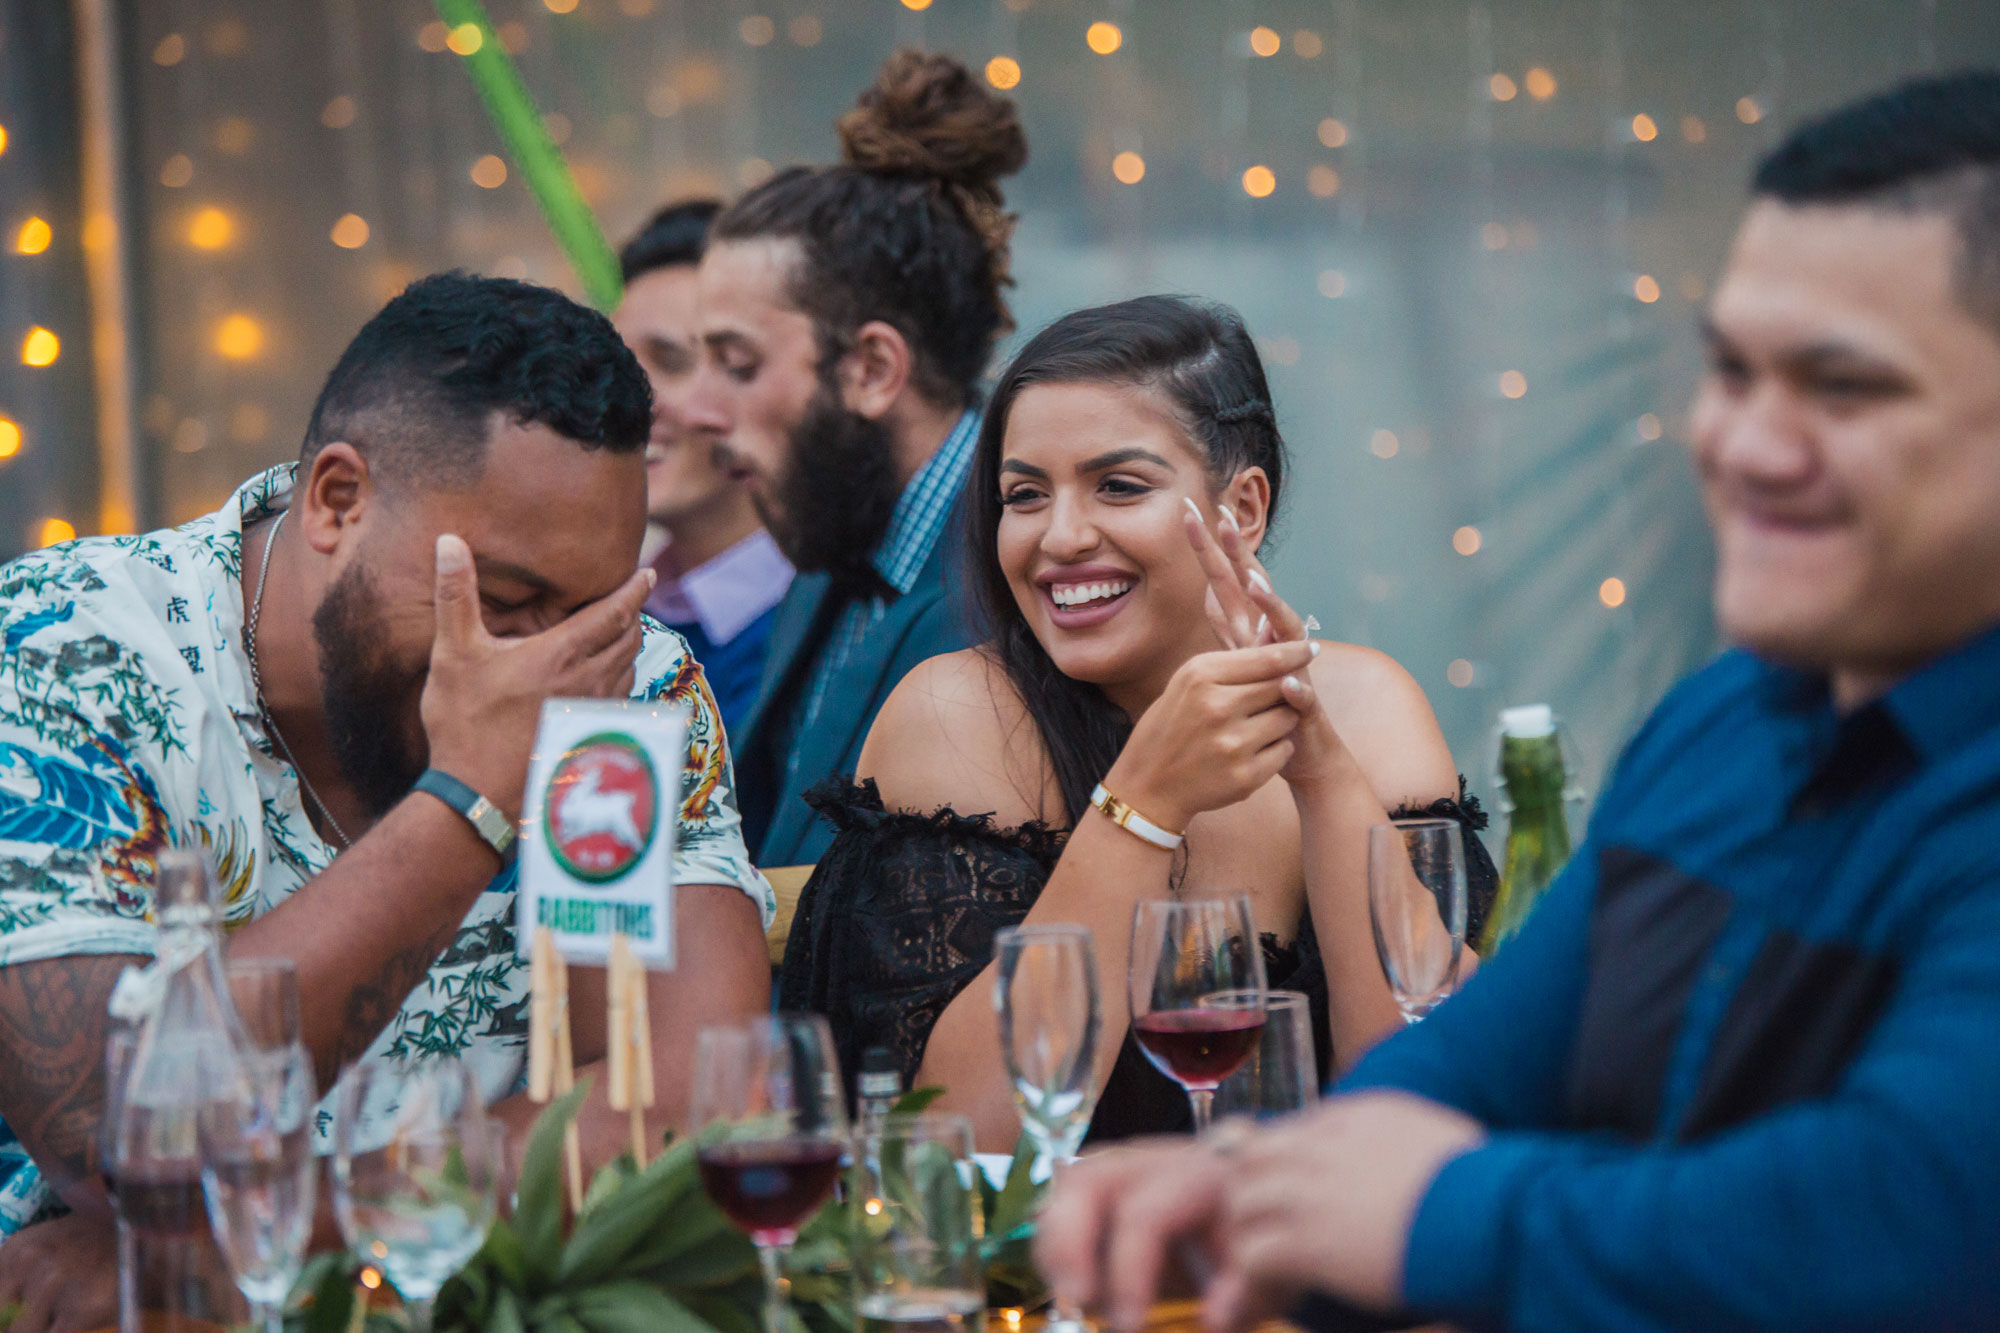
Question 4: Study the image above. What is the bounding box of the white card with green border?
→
[516,697,686,968]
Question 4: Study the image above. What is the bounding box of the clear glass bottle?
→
[108,849,252,1333]
[1478,705,1575,955]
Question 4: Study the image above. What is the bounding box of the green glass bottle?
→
[1478,705,1574,955]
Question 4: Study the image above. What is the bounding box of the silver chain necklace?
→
[244,509,353,850]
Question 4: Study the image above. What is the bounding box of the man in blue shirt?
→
[1038,71,2000,1332]
[686,51,1028,867]
[612,200,793,738]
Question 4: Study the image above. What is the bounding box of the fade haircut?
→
[1755,70,2000,334]
[300,271,653,487]
[619,198,721,283]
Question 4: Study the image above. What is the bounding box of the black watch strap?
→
[414,769,517,863]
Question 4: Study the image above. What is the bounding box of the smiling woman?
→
[777,296,1498,1150]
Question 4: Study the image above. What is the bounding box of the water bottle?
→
[856,1046,903,1142]
[107,849,252,1332]
[1478,705,1575,955]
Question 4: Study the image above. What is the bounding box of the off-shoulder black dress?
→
[776,778,1498,1142]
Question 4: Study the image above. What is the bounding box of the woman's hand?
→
[1185,499,1358,794]
[1102,638,1317,833]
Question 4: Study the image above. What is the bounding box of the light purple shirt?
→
[645,528,794,646]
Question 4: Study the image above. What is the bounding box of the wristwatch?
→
[414,768,517,863]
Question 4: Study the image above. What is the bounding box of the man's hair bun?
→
[838,49,1028,206]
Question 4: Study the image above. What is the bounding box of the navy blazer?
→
[733,507,977,868]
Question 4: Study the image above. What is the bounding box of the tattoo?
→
[332,927,455,1070]
[0,955,142,1199]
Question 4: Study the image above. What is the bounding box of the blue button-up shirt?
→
[1334,620,2000,1330]
[790,409,980,759]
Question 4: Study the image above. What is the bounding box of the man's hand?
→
[0,1210,119,1333]
[1203,1092,1485,1328]
[420,533,654,820]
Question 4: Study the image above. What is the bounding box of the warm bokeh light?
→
[160,154,194,188]
[544,0,578,12]
[1599,577,1628,608]
[1307,165,1340,197]
[1249,27,1282,57]
[0,125,8,157]
[16,217,52,256]
[1370,429,1399,459]
[1489,73,1517,101]
[330,214,370,249]
[1317,117,1348,148]
[358,1267,383,1291]
[1316,269,1346,298]
[1681,115,1707,143]
[322,95,357,129]
[1452,526,1483,556]
[901,0,933,9]
[739,15,775,46]
[21,327,59,368]
[1086,22,1122,55]
[1633,274,1661,303]
[737,157,774,188]
[1481,220,1509,250]
[1737,96,1763,124]
[187,207,234,250]
[214,117,254,156]
[470,154,508,189]
[1499,370,1528,398]
[417,20,450,53]
[986,56,1021,90]
[1447,659,1476,688]
[1637,413,1663,441]
[1525,67,1557,99]
[1631,113,1658,142]
[446,22,483,55]
[1112,151,1145,184]
[498,20,530,53]
[37,518,77,547]
[1294,30,1324,59]
[0,419,20,460]
[214,314,265,361]
[154,33,187,66]
[1241,165,1276,198]
[789,16,823,45]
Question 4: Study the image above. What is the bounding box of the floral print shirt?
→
[0,466,772,1237]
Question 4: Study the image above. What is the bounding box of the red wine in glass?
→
[1133,1009,1267,1090]
[697,1137,846,1243]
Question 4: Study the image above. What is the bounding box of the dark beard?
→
[756,385,901,585]
[311,562,428,819]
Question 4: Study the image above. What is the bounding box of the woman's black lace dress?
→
[776,777,1499,1141]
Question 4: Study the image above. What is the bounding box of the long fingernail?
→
[643,568,658,590]
[1184,497,1204,522]
[1310,641,1321,658]
[1284,674,1303,693]
[1255,614,1268,639]
[1247,569,1270,594]
[1221,509,1242,533]
[435,534,469,573]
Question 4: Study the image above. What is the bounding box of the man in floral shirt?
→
[0,273,774,1327]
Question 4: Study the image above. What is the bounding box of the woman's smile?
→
[1039,562,1140,628]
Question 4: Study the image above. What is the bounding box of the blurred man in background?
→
[690,49,1028,867]
[614,200,792,738]
[1039,70,2000,1333]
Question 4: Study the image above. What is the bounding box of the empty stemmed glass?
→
[1212,989,1317,1122]
[1368,819,1469,1023]
[993,923,1101,1333]
[690,1014,849,1333]
[1129,897,1268,1133]
[198,958,316,1333]
[333,1057,500,1333]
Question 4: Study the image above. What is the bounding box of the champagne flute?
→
[199,958,315,1333]
[993,923,1101,1333]
[691,1014,849,1333]
[333,1058,499,1333]
[1213,989,1317,1121]
[1368,819,1469,1023]
[1129,897,1268,1133]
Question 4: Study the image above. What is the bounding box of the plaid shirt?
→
[792,409,980,760]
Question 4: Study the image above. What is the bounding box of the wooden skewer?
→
[606,933,654,1167]
[553,949,583,1213]
[529,926,584,1211]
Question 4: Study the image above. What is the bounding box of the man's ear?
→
[837,320,914,421]
[1219,466,1272,551]
[293,444,375,555]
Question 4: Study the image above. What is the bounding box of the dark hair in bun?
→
[712,49,1027,408]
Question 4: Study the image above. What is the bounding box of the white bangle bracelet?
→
[1089,782,1184,851]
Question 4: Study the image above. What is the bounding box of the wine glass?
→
[199,958,316,1333]
[1213,989,1317,1121]
[994,924,1102,1333]
[333,1058,500,1333]
[690,1014,849,1333]
[1368,819,1469,1023]
[1129,897,1268,1133]
[852,1113,985,1333]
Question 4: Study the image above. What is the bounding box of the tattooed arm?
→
[0,953,142,1209]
